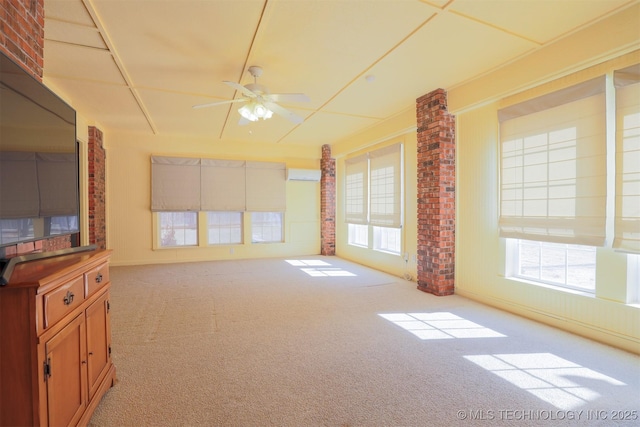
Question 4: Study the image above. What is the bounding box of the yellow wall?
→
[104,131,321,266]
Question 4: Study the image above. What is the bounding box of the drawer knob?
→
[95,273,103,283]
[63,291,75,306]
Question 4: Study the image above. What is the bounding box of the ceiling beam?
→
[81,0,158,134]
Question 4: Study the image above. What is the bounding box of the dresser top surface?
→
[2,249,112,290]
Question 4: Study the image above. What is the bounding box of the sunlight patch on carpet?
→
[464,353,626,410]
[286,259,357,277]
[378,312,506,339]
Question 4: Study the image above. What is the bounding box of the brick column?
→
[320,144,336,255]
[88,127,107,249]
[416,89,455,296]
[0,0,44,81]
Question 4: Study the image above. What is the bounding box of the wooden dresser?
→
[0,249,115,427]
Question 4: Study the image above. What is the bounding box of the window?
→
[345,144,403,254]
[0,218,34,244]
[348,223,368,247]
[159,212,197,247]
[151,157,286,249]
[499,77,609,291]
[207,212,242,245]
[373,226,401,254]
[49,215,79,235]
[501,67,640,297]
[251,212,283,243]
[510,238,596,292]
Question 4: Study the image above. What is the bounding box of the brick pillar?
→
[416,89,455,296]
[320,144,336,255]
[0,0,44,81]
[88,127,107,249]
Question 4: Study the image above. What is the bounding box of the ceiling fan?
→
[193,66,310,125]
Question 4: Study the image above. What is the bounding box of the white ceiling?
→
[43,0,637,148]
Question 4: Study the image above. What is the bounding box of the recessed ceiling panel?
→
[248,0,439,110]
[449,0,632,44]
[324,11,538,118]
[44,41,124,85]
[91,0,265,98]
[45,78,151,134]
[280,111,381,147]
[45,19,106,50]
[45,0,96,27]
[138,89,228,137]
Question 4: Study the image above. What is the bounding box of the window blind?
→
[37,152,78,216]
[0,151,39,218]
[498,77,607,246]
[151,156,201,211]
[201,159,246,211]
[344,153,368,225]
[245,161,286,212]
[369,144,402,227]
[614,64,640,253]
[152,157,286,213]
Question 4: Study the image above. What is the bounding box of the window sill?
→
[507,276,596,298]
[374,248,401,256]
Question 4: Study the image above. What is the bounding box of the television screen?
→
[0,51,79,249]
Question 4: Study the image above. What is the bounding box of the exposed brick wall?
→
[0,0,44,81]
[88,127,107,250]
[416,89,455,296]
[320,144,336,256]
[0,0,74,258]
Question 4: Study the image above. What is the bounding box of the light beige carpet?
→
[89,256,640,426]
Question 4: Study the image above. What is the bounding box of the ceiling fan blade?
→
[192,98,245,109]
[269,93,310,103]
[264,101,304,125]
[223,81,257,98]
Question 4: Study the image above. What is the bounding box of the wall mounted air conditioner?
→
[286,168,321,182]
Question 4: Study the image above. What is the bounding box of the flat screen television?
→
[0,51,79,252]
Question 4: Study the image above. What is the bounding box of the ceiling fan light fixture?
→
[238,101,273,122]
[238,103,257,121]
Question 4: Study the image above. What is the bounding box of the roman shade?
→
[344,153,368,225]
[498,77,607,246]
[151,156,285,213]
[151,156,201,211]
[369,144,402,227]
[201,159,246,211]
[0,151,39,218]
[37,152,78,216]
[613,64,640,253]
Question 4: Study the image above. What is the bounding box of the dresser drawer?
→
[43,275,85,329]
[85,262,109,297]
